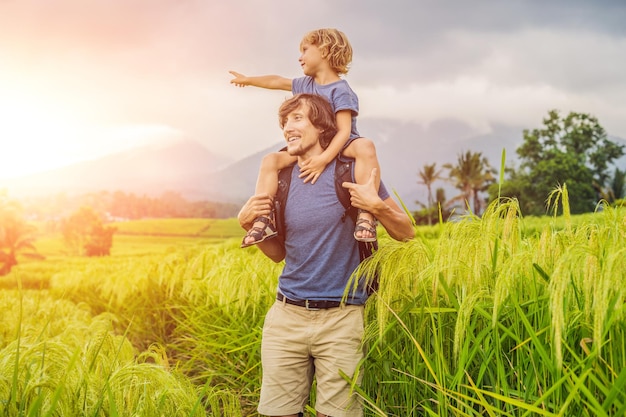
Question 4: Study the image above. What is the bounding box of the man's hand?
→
[343,169,416,242]
[298,154,330,184]
[238,193,273,230]
[342,168,381,211]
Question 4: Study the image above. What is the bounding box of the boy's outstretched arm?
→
[229,71,292,91]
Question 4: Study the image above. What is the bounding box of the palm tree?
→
[417,163,445,225]
[444,151,496,215]
[0,197,42,275]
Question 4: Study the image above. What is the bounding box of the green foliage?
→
[356,200,626,416]
[0,194,42,275]
[112,218,242,238]
[2,212,626,416]
[19,190,241,221]
[413,188,455,226]
[61,206,117,256]
[493,110,625,215]
[0,292,209,417]
[444,150,496,215]
[416,163,446,226]
[605,167,626,202]
[414,150,495,222]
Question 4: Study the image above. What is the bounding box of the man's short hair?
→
[278,94,338,149]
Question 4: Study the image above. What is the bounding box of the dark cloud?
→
[0,0,624,168]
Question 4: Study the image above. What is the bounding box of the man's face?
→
[282,103,322,156]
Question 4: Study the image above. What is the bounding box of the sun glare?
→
[0,85,96,179]
[0,95,189,182]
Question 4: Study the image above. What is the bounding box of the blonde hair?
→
[300,28,353,75]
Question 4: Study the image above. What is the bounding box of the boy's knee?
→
[350,137,377,157]
[261,152,281,167]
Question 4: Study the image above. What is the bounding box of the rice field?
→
[1,202,624,416]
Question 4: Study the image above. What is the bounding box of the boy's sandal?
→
[241,215,278,248]
[354,217,378,243]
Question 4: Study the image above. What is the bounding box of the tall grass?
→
[0,291,213,416]
[2,207,625,416]
[356,198,626,416]
[39,239,281,415]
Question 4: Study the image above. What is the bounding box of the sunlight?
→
[0,86,92,178]
[92,125,184,153]
[0,72,189,180]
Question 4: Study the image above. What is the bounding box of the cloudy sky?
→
[1,0,625,179]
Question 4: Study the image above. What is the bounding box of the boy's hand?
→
[229,71,248,87]
[298,154,330,184]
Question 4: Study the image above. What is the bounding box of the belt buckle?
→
[305,300,320,311]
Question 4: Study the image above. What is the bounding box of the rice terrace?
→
[0,192,624,417]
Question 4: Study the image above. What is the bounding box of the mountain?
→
[2,121,625,211]
[205,119,526,209]
[1,139,232,200]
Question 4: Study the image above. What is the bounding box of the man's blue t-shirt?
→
[277,160,389,305]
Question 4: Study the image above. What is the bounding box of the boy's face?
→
[298,42,324,77]
[282,103,322,157]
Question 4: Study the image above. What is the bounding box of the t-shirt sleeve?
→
[330,82,359,116]
[291,76,307,94]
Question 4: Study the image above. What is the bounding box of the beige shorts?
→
[257,300,365,417]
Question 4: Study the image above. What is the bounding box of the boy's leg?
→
[242,151,297,248]
[254,150,298,195]
[242,153,281,247]
[343,138,380,242]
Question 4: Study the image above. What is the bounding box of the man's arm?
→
[237,194,286,262]
[229,71,292,91]
[342,169,415,242]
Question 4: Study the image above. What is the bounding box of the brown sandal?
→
[354,210,377,242]
[241,215,278,248]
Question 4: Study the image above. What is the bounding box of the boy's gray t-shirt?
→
[277,160,389,305]
[292,76,360,140]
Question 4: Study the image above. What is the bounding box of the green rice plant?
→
[166,242,283,415]
[6,209,625,416]
[355,194,626,416]
[112,218,242,238]
[0,293,211,417]
[38,238,279,414]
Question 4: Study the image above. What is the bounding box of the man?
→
[238,93,414,417]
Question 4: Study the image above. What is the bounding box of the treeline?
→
[18,190,241,221]
[413,110,626,225]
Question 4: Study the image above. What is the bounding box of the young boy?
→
[230,28,381,248]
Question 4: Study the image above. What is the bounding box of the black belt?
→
[277,293,348,310]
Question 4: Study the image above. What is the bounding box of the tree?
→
[444,151,496,215]
[491,110,625,215]
[599,167,626,203]
[61,206,117,256]
[0,194,43,275]
[417,163,445,225]
[413,187,454,225]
